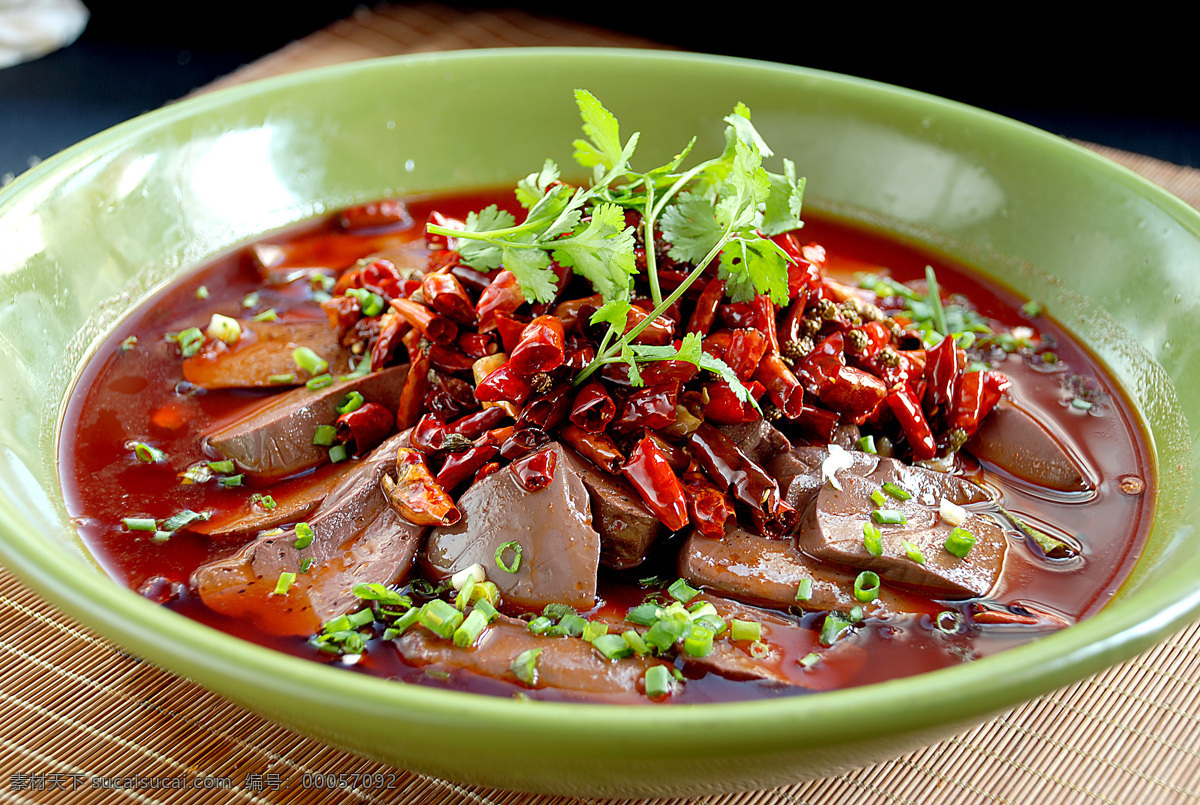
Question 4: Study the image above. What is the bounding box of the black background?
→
[2,2,1196,181]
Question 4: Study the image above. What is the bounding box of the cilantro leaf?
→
[761,159,806,237]
[515,159,561,209]
[500,244,558,304]
[551,202,637,301]
[718,235,792,306]
[572,89,639,181]
[455,205,515,270]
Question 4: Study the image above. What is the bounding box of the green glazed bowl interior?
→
[1,49,1197,797]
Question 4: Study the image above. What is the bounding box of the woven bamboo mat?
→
[4,4,1200,803]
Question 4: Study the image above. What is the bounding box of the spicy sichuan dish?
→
[61,92,1153,704]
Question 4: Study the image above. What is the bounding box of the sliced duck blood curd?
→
[59,91,1154,704]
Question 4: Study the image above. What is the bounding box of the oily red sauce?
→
[58,190,1155,704]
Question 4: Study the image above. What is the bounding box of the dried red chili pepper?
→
[716,300,757,330]
[700,378,764,425]
[725,328,770,382]
[622,435,690,533]
[511,446,558,492]
[426,343,478,375]
[752,294,780,355]
[794,332,847,396]
[685,277,726,336]
[682,469,735,539]
[384,448,460,527]
[476,270,526,333]
[791,402,841,444]
[457,331,498,360]
[508,315,566,375]
[949,370,1011,436]
[610,384,679,435]
[369,310,407,370]
[410,414,448,454]
[771,232,823,299]
[335,402,393,456]
[474,360,534,406]
[516,383,573,432]
[569,382,616,433]
[923,335,960,424]
[886,386,938,460]
[754,354,807,418]
[818,365,889,423]
[474,461,502,484]
[426,371,480,420]
[396,351,430,430]
[422,270,477,326]
[389,297,458,345]
[447,406,510,440]
[425,211,464,249]
[450,263,492,295]
[558,424,625,474]
[436,431,502,491]
[500,427,551,461]
[688,423,789,531]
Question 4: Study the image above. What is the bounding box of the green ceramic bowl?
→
[1,49,1197,797]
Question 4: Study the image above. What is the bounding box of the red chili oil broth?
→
[57,190,1155,704]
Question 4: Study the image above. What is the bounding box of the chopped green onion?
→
[336,391,365,415]
[272,572,296,596]
[119,335,139,351]
[206,313,242,344]
[730,619,762,642]
[683,625,715,657]
[250,493,276,511]
[268,373,296,385]
[799,652,820,670]
[668,578,700,603]
[346,608,375,629]
[159,509,209,532]
[312,424,338,446]
[853,571,881,603]
[582,621,609,643]
[944,526,976,558]
[218,473,243,487]
[346,287,386,317]
[882,482,911,501]
[453,609,490,647]
[553,612,588,638]
[510,648,542,686]
[123,517,156,531]
[902,540,927,564]
[795,577,813,602]
[819,612,853,646]
[623,630,651,656]
[305,373,333,390]
[643,664,673,698]
[130,442,165,465]
[857,434,877,454]
[473,599,499,623]
[869,488,887,507]
[418,599,463,639]
[241,291,260,308]
[1022,300,1044,318]
[644,618,687,652]
[293,521,315,550]
[495,541,523,573]
[863,523,883,557]
[328,443,348,463]
[925,265,948,336]
[626,602,661,626]
[527,616,554,635]
[194,285,209,300]
[299,557,315,574]
[252,308,278,322]
[206,459,235,474]
[871,509,907,525]
[293,346,329,376]
[748,641,770,660]
[172,327,204,357]
[592,633,634,660]
[389,606,421,636]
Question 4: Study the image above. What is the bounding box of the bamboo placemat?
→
[4,4,1200,803]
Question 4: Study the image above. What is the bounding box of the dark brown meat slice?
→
[966,399,1092,493]
[798,456,1006,598]
[767,445,880,520]
[561,448,662,570]
[192,431,424,635]
[718,420,792,466]
[204,363,408,482]
[679,523,896,615]
[423,443,600,611]
[393,614,659,700]
[181,320,351,389]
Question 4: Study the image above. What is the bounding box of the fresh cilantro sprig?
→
[427,90,806,398]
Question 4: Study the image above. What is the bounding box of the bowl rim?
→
[2,45,1199,759]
